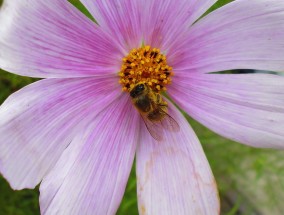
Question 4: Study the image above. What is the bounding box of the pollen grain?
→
[119,46,173,92]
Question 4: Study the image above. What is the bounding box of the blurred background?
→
[1,0,284,214]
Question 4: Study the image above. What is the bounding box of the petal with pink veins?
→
[80,0,143,50]
[142,0,217,53]
[0,77,120,189]
[170,0,284,73]
[40,96,139,215]
[80,0,216,53]
[0,0,124,78]
[170,73,284,148]
[136,103,219,215]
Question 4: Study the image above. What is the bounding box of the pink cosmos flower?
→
[1,0,284,214]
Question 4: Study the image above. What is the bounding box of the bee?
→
[130,83,180,141]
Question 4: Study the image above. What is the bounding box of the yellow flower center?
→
[119,45,174,92]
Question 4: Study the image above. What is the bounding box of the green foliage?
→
[0,70,36,102]
[0,177,39,215]
[68,0,96,23]
[117,167,139,215]
[208,0,234,12]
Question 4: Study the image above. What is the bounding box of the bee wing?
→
[158,108,180,132]
[140,110,180,141]
[140,114,164,142]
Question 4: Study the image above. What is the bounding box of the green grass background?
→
[1,0,284,214]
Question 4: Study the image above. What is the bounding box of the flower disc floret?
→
[119,46,174,92]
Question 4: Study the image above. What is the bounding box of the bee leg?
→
[156,94,166,105]
[153,94,167,114]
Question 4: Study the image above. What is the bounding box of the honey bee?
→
[130,83,180,141]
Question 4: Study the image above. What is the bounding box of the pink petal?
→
[169,73,284,148]
[170,0,284,73]
[136,103,219,215]
[0,77,120,189]
[142,0,217,53]
[40,96,139,215]
[0,0,124,78]
[80,0,216,53]
[80,0,143,50]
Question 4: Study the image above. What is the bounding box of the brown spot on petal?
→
[141,205,146,215]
